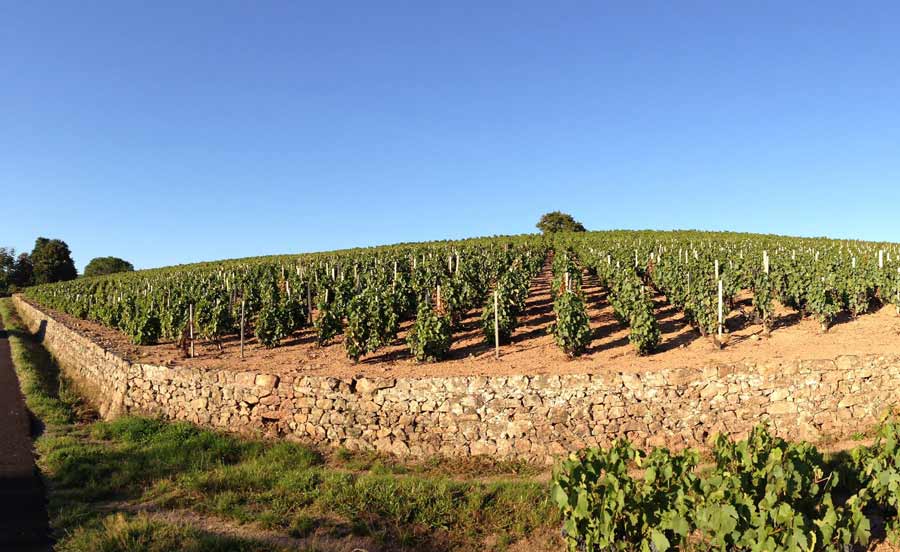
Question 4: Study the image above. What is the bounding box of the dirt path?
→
[0,318,50,551]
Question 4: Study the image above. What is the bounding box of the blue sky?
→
[3,2,899,271]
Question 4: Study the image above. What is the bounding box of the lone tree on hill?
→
[536,211,586,234]
[31,237,77,284]
[84,256,135,277]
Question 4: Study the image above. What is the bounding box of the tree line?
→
[0,237,133,296]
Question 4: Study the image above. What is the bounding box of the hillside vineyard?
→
[24,231,900,362]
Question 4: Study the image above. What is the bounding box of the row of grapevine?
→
[548,246,661,357]
[555,230,900,345]
[24,230,900,359]
[549,251,592,357]
[579,248,661,355]
[24,235,549,362]
[481,252,545,346]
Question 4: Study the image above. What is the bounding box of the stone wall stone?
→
[13,295,900,463]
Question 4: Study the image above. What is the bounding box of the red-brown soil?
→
[24,261,900,379]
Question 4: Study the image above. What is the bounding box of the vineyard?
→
[553,421,899,551]
[21,230,900,372]
[17,229,900,551]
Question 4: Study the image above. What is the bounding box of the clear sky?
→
[3,2,899,271]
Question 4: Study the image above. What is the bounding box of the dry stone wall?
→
[13,296,900,462]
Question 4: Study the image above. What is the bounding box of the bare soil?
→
[25,261,900,379]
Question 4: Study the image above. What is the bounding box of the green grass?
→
[0,298,80,426]
[0,297,559,552]
[57,513,278,552]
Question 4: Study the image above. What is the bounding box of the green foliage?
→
[537,211,587,234]
[255,290,289,348]
[553,289,592,357]
[806,272,841,331]
[122,296,161,345]
[551,251,583,301]
[699,426,868,550]
[849,421,900,542]
[552,441,698,551]
[553,425,873,552]
[23,229,900,364]
[314,286,343,346]
[843,265,872,318]
[196,292,235,343]
[549,250,593,357]
[608,273,660,355]
[254,301,283,348]
[482,289,516,345]
[84,256,135,278]
[344,285,399,361]
[10,252,34,288]
[0,249,35,293]
[752,271,774,333]
[0,247,13,295]
[407,301,452,362]
[628,305,660,355]
[31,236,78,284]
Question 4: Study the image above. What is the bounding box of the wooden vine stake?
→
[189,303,195,358]
[717,279,724,342]
[494,290,500,359]
[240,299,245,360]
[307,282,312,322]
[763,250,769,274]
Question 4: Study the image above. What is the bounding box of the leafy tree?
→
[31,237,77,284]
[10,252,33,289]
[84,256,135,278]
[0,248,14,295]
[536,211,586,234]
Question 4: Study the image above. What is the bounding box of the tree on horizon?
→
[536,211,586,234]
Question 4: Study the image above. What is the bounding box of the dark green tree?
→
[0,248,13,295]
[31,237,77,284]
[536,211,586,234]
[84,256,135,278]
[10,252,33,288]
